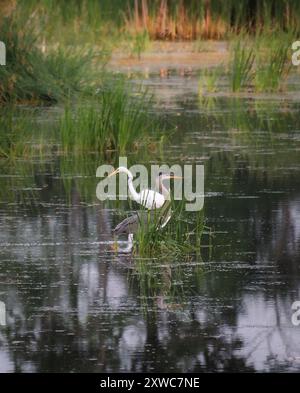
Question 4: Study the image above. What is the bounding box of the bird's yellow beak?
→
[107,168,120,178]
[169,175,183,180]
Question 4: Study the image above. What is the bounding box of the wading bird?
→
[108,166,180,210]
[108,168,181,252]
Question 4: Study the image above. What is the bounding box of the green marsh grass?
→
[112,199,210,311]
[199,66,223,94]
[227,34,292,94]
[229,39,255,92]
[7,0,124,47]
[129,30,150,59]
[254,41,291,92]
[0,17,100,104]
[131,198,208,260]
[9,0,300,45]
[126,199,208,311]
[124,0,300,40]
[60,80,157,155]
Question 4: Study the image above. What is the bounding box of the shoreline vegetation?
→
[0,0,298,106]
[3,0,300,41]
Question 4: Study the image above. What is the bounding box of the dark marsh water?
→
[0,74,300,372]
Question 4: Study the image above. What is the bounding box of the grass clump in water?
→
[199,66,223,94]
[60,79,157,155]
[132,199,209,260]
[228,35,292,93]
[125,201,210,309]
[254,40,291,92]
[229,39,255,92]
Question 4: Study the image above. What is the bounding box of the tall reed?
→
[132,198,207,259]
[60,80,157,155]
[254,41,291,92]
[229,40,255,92]
[125,0,300,40]
[8,0,300,43]
[199,66,223,94]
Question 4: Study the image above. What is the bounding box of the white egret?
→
[108,166,181,210]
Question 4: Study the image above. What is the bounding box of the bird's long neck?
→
[127,177,140,202]
[158,179,170,199]
[117,167,140,202]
